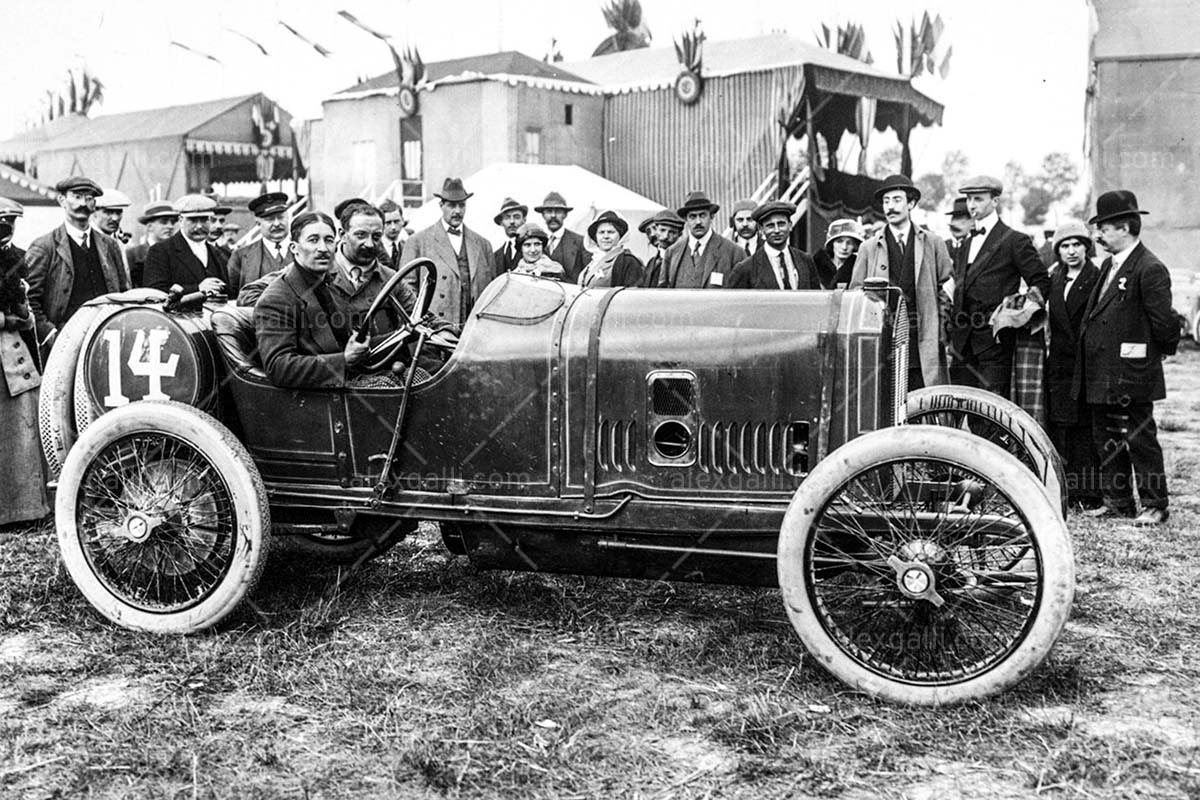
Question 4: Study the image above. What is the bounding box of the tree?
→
[1001,160,1027,215]
[1021,185,1054,226]
[1038,152,1079,204]
[592,0,651,57]
[915,173,947,211]
[941,150,970,195]
[873,146,902,178]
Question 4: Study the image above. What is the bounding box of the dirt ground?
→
[2,343,1199,799]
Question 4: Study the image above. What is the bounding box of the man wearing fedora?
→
[26,176,129,348]
[126,201,179,287]
[536,191,587,283]
[144,194,229,296]
[947,175,1049,397]
[641,210,685,287]
[226,191,291,295]
[493,197,528,276]
[1074,190,1178,526]
[851,174,954,389]
[729,199,761,258]
[944,197,972,262]
[658,191,742,289]
[727,201,819,291]
[400,177,496,327]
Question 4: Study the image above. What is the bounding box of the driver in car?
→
[255,210,442,389]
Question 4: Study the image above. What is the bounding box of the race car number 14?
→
[100,328,180,406]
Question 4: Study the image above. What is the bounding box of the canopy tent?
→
[401,163,665,262]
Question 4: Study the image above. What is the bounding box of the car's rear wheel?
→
[906,385,1067,517]
[56,401,270,633]
[778,426,1073,705]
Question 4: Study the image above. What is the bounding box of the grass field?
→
[3,345,1199,799]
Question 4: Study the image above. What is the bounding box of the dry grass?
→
[3,345,1200,798]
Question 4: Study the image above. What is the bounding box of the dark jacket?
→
[950,220,1050,356]
[1073,242,1179,404]
[813,248,857,289]
[579,251,644,287]
[1045,261,1100,423]
[226,239,291,295]
[254,264,350,389]
[125,242,149,287]
[727,247,820,290]
[494,238,519,275]
[144,232,229,294]
[547,229,588,283]
[25,224,129,340]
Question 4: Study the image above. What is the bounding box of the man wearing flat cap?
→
[658,191,742,288]
[1074,190,1178,526]
[400,177,496,327]
[948,174,1049,397]
[143,193,229,296]
[536,191,587,283]
[493,197,528,276]
[217,222,240,257]
[26,176,129,348]
[226,191,291,295]
[641,210,684,287]
[126,201,179,287]
[729,199,761,258]
[728,201,819,290]
[850,175,953,389]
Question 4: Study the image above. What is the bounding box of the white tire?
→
[56,401,271,633]
[38,305,106,478]
[778,425,1074,706]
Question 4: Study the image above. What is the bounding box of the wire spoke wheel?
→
[779,426,1073,705]
[58,401,270,633]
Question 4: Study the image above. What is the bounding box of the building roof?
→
[31,95,259,152]
[0,115,92,161]
[562,33,915,92]
[336,50,591,96]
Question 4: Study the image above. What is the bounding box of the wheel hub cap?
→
[121,512,160,543]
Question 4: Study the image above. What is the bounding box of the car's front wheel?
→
[56,401,271,633]
[778,425,1074,705]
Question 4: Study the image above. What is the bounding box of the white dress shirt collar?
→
[64,223,92,247]
[688,228,714,254]
[1110,240,1138,269]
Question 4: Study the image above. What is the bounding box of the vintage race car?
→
[40,264,1073,706]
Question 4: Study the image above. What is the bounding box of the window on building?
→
[524,128,542,164]
[564,104,573,125]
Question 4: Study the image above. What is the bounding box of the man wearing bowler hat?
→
[400,177,496,327]
[947,174,1049,397]
[727,201,819,291]
[641,210,684,288]
[226,191,291,295]
[850,174,954,389]
[144,194,229,296]
[26,176,129,348]
[493,197,527,276]
[658,190,742,288]
[1074,190,1178,526]
[536,191,587,283]
[125,201,179,288]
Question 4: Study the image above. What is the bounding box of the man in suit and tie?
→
[727,201,819,291]
[658,191,743,289]
[729,199,761,259]
[125,202,179,288]
[1074,190,1178,526]
[400,177,497,328]
[26,176,129,348]
[944,197,972,263]
[143,194,229,296]
[493,197,527,276]
[379,198,407,270]
[536,191,587,283]
[947,175,1050,397]
[641,210,684,287]
[225,191,291,295]
[850,174,954,390]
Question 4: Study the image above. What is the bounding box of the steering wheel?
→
[353,257,441,372]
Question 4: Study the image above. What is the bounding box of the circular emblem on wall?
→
[398,85,419,118]
[674,70,703,105]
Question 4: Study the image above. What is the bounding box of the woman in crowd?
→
[511,223,565,279]
[0,214,49,526]
[813,218,865,289]
[1044,220,1102,511]
[579,210,644,288]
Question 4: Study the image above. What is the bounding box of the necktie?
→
[692,241,702,261]
[744,243,752,257]
[82,231,90,251]
[447,226,461,237]
[506,240,514,264]
[1099,258,1119,296]
[897,235,906,250]
[776,252,792,290]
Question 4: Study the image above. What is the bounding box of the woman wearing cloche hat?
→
[579,210,643,288]
[814,218,865,289]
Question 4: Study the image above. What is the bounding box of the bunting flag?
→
[169,41,222,64]
[225,27,270,56]
[337,10,391,41]
[279,21,332,57]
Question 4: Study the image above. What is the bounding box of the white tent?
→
[404,163,666,263]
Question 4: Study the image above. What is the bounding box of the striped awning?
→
[185,139,293,158]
